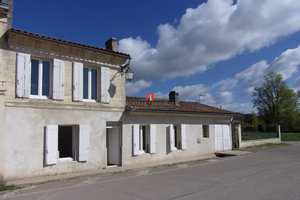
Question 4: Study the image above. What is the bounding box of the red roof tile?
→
[8,28,130,58]
[126,96,236,115]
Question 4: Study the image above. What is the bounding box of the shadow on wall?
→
[109,83,116,98]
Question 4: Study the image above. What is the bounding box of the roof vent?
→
[169,91,180,106]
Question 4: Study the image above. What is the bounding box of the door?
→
[215,124,232,152]
[107,127,121,166]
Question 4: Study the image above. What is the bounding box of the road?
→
[1,142,300,200]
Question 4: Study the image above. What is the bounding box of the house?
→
[0,0,237,182]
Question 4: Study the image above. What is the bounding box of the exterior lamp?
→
[121,60,133,81]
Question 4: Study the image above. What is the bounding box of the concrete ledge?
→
[240,138,281,148]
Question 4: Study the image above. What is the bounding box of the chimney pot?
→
[105,37,118,52]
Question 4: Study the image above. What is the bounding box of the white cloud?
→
[125,80,152,96]
[293,76,300,90]
[215,91,233,104]
[222,102,256,113]
[120,0,300,82]
[171,84,208,100]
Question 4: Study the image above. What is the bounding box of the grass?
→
[281,133,300,141]
[0,184,20,192]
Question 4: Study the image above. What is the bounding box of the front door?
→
[107,127,121,166]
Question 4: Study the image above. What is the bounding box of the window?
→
[139,125,149,153]
[132,124,156,156]
[169,124,187,151]
[203,125,209,138]
[44,125,90,165]
[30,59,51,98]
[83,67,97,101]
[173,125,180,149]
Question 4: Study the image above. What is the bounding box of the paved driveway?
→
[1,142,300,200]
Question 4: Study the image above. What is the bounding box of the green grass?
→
[0,184,20,192]
[281,133,300,141]
[243,143,290,152]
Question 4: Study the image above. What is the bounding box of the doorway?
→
[107,126,121,166]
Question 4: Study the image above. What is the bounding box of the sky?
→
[13,0,300,113]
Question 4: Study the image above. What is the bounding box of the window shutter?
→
[73,62,83,101]
[101,67,110,103]
[149,124,156,153]
[78,125,90,161]
[16,53,31,98]
[181,124,187,150]
[132,124,140,156]
[45,125,58,165]
[169,124,175,151]
[53,59,65,100]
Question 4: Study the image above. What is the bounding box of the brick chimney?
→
[0,0,13,36]
[105,37,118,52]
[169,91,179,106]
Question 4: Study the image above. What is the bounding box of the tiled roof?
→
[8,28,130,58]
[126,96,236,115]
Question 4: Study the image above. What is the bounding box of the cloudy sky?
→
[14,0,300,113]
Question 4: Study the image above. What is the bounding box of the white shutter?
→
[45,125,58,165]
[73,62,83,101]
[53,59,65,100]
[101,67,110,103]
[215,125,223,152]
[181,124,187,150]
[16,53,31,98]
[149,124,156,153]
[78,125,90,161]
[132,124,140,156]
[169,124,175,151]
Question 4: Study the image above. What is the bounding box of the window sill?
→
[82,99,97,103]
[29,95,49,100]
[59,157,74,162]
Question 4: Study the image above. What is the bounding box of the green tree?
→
[251,112,259,131]
[252,72,298,131]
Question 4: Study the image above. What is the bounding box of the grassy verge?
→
[281,133,300,141]
[0,184,20,192]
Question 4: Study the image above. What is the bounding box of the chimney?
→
[105,37,118,52]
[169,91,180,106]
[0,0,13,36]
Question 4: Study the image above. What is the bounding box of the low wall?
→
[240,138,281,148]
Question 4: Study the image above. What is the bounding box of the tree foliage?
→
[252,72,298,132]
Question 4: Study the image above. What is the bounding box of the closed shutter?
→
[169,124,175,151]
[101,67,110,103]
[215,125,224,152]
[223,125,232,151]
[16,53,31,98]
[73,62,83,101]
[45,125,58,165]
[132,124,139,156]
[149,124,156,153]
[78,125,90,161]
[53,59,65,100]
[181,124,187,150]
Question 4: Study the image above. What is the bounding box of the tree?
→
[252,72,298,131]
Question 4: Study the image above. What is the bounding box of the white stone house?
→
[0,0,237,181]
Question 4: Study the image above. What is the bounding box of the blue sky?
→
[13,0,300,113]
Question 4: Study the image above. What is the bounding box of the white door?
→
[215,125,232,152]
[107,127,120,165]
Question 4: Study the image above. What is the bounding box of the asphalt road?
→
[1,142,300,200]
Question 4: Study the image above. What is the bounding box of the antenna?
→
[198,94,205,103]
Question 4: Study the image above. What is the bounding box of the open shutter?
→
[45,125,58,165]
[101,67,110,103]
[132,124,139,156]
[16,53,31,98]
[169,124,175,151]
[149,124,156,153]
[78,125,90,161]
[53,59,65,100]
[181,124,187,150]
[73,62,83,101]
